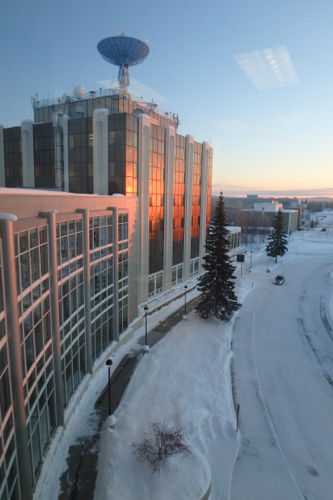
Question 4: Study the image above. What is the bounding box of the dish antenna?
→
[97,31,149,92]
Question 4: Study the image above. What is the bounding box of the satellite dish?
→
[61,93,70,103]
[74,85,85,99]
[132,108,148,117]
[97,33,149,92]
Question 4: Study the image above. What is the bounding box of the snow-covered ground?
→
[34,211,333,500]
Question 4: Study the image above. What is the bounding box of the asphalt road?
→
[231,256,333,500]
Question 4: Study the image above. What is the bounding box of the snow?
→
[34,210,333,500]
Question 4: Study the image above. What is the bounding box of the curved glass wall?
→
[15,225,56,487]
[56,219,86,407]
[89,214,114,362]
[118,213,129,334]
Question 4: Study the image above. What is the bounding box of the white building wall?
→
[253,202,283,212]
[138,114,151,304]
[93,109,109,196]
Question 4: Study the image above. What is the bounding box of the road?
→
[231,254,333,499]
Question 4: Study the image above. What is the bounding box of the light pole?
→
[144,305,148,348]
[184,285,188,317]
[106,359,113,416]
[250,251,253,271]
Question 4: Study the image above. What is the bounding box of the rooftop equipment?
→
[97,31,149,92]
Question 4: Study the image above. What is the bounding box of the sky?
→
[1,0,333,197]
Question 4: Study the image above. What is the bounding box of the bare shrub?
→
[133,422,191,473]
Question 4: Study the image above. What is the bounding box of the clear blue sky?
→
[1,0,333,197]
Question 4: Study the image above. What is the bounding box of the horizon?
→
[212,192,333,200]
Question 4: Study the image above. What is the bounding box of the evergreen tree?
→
[265,209,288,263]
[195,192,240,320]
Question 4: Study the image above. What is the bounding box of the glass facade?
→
[206,148,213,226]
[190,257,200,279]
[68,117,93,194]
[15,225,57,487]
[3,127,22,188]
[56,219,86,406]
[172,134,186,267]
[33,123,55,189]
[148,124,165,275]
[108,114,138,196]
[191,142,202,260]
[171,263,183,287]
[89,214,114,362]
[148,271,163,298]
[118,214,129,334]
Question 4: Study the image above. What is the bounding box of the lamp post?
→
[184,285,188,317]
[144,306,148,348]
[106,359,113,416]
[250,251,253,271]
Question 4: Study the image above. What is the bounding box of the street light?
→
[144,306,148,349]
[184,285,188,317]
[249,251,253,271]
[106,359,113,416]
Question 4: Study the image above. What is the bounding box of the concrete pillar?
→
[163,126,175,291]
[60,114,69,192]
[93,109,109,195]
[183,135,194,282]
[21,120,35,187]
[137,114,150,304]
[39,211,64,426]
[112,208,119,341]
[0,125,5,187]
[199,142,209,274]
[76,209,93,374]
[0,214,32,500]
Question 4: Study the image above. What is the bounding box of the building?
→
[0,86,212,499]
[240,201,299,237]
[226,226,243,256]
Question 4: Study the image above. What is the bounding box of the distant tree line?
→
[302,199,333,212]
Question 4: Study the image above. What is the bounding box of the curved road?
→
[231,255,333,499]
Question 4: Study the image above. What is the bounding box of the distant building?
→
[226,226,243,255]
[250,203,298,233]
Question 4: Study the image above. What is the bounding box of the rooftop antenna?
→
[97,31,149,93]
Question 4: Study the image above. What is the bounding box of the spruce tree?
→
[195,192,240,320]
[265,209,288,263]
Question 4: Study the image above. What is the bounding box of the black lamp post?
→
[144,306,148,346]
[250,251,253,271]
[184,285,188,316]
[106,359,113,416]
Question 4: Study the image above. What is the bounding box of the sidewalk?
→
[57,296,199,500]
